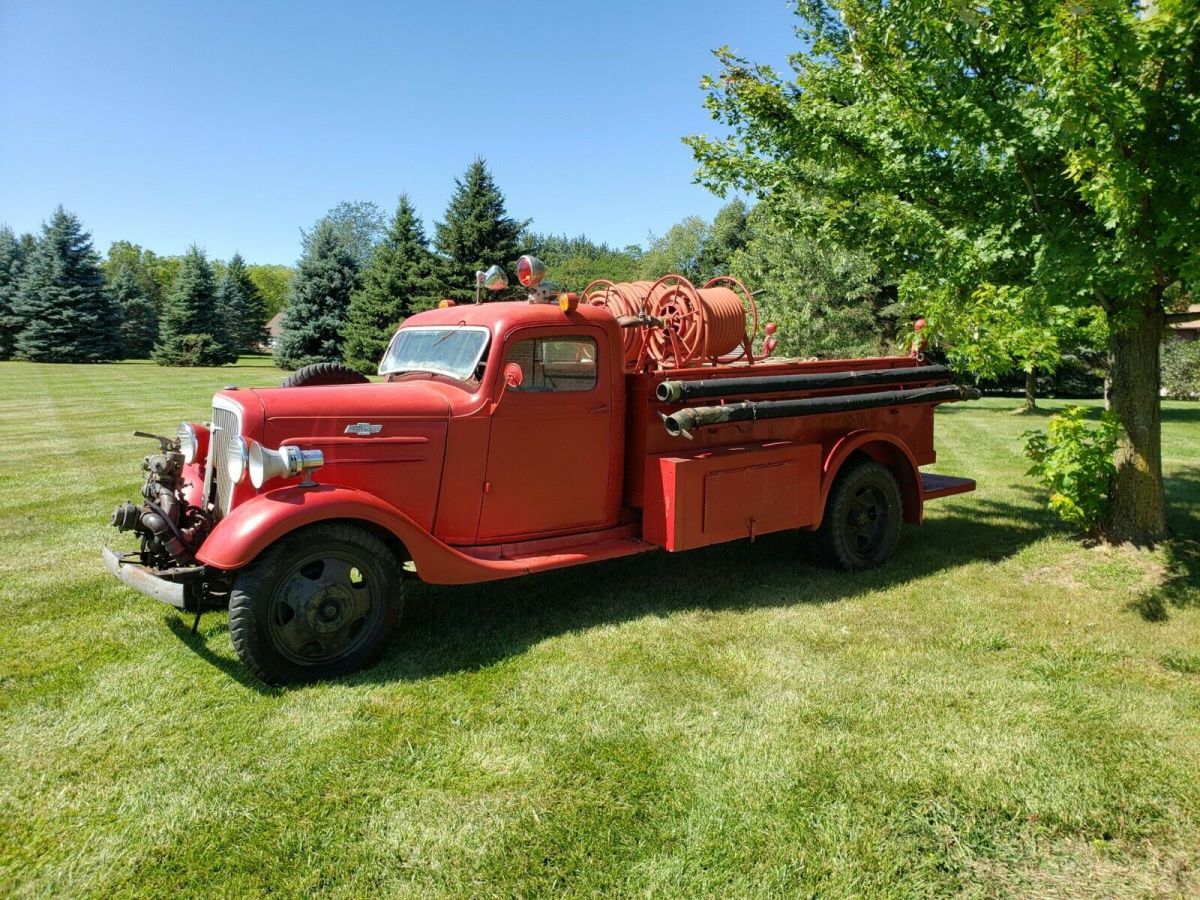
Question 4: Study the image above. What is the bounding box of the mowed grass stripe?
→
[1,359,1198,897]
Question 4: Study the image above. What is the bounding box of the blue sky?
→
[0,1,798,265]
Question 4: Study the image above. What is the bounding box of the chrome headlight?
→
[176,422,206,464]
[226,434,249,484]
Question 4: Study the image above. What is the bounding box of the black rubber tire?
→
[281,362,369,388]
[815,460,903,571]
[229,523,402,684]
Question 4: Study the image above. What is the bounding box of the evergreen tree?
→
[343,195,440,373]
[212,271,247,364]
[111,267,158,358]
[225,253,268,352]
[274,220,358,369]
[0,226,28,360]
[433,158,525,301]
[13,207,122,362]
[154,246,229,366]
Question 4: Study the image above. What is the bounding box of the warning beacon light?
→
[516,255,546,288]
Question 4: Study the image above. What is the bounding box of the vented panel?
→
[210,406,240,517]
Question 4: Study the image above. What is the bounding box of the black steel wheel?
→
[229,523,402,684]
[816,460,903,571]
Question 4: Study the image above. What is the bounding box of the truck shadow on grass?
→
[366,494,1054,687]
[168,495,1051,692]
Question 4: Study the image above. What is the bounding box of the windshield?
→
[379,326,490,380]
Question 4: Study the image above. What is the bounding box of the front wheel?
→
[816,460,903,571]
[229,523,403,684]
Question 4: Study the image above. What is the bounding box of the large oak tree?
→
[688,0,1199,543]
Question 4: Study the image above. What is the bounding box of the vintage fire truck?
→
[104,257,977,683]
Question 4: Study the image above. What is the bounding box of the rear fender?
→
[195,484,501,584]
[820,431,923,526]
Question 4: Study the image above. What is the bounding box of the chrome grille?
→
[210,406,240,517]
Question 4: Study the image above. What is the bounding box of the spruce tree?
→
[225,253,267,352]
[343,195,440,373]
[13,207,122,362]
[154,246,229,366]
[212,271,246,364]
[111,267,158,358]
[274,220,358,369]
[433,158,525,301]
[0,226,28,360]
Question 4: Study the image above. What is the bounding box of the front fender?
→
[194,484,542,586]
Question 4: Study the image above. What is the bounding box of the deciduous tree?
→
[688,0,1200,542]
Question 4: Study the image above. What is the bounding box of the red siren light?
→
[516,255,546,288]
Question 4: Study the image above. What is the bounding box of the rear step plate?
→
[921,473,976,499]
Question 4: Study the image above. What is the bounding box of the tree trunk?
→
[1104,302,1168,544]
[1023,368,1037,411]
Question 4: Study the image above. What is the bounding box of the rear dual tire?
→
[229,523,402,685]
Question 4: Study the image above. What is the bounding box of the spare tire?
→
[281,362,369,388]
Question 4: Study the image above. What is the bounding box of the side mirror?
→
[503,362,524,389]
[491,362,525,413]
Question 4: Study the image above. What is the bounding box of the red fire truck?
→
[104,258,976,683]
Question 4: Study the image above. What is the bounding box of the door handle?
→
[589,403,609,414]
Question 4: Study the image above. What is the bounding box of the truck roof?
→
[403,300,616,336]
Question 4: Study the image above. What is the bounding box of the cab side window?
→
[505,336,597,392]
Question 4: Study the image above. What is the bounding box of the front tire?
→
[816,460,903,570]
[229,523,402,684]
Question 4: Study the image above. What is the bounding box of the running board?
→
[921,473,976,500]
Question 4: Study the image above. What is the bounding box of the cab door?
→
[476,326,614,541]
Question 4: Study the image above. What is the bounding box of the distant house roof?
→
[267,312,285,337]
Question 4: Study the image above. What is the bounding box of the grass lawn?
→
[1,358,1198,898]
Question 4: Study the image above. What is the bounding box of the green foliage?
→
[0,225,29,360]
[730,200,886,359]
[224,253,268,352]
[274,220,358,369]
[1023,407,1120,533]
[212,271,250,364]
[154,246,232,367]
[109,267,157,359]
[1161,340,1200,400]
[302,201,386,270]
[13,207,122,362]
[246,264,294,318]
[637,216,708,282]
[343,195,440,374]
[433,158,526,300]
[688,0,1198,536]
[523,233,643,289]
[696,199,750,280]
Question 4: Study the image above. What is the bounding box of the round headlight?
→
[176,422,208,464]
[226,434,249,484]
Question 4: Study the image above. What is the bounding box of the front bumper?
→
[102,546,204,611]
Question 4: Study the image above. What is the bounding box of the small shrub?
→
[1161,339,1200,400]
[1023,407,1120,534]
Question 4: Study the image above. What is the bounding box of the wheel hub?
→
[305,586,353,633]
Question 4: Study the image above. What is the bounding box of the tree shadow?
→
[1127,466,1200,622]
